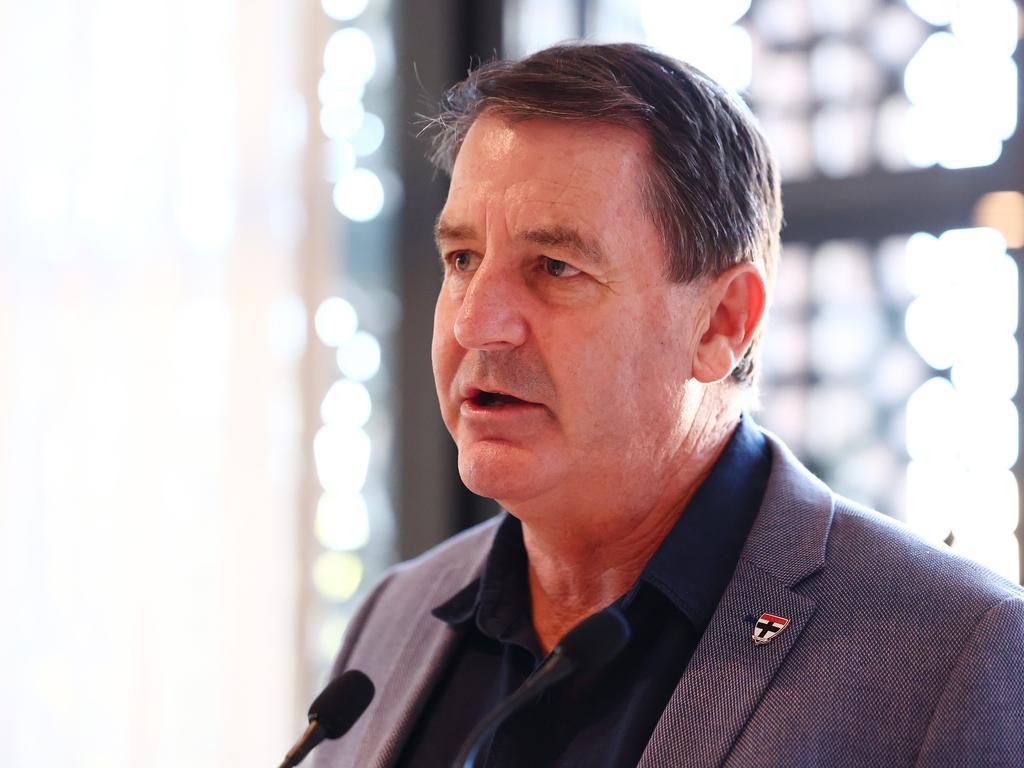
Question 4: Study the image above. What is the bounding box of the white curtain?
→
[0,1,308,765]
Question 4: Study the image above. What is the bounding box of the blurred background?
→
[0,0,1020,765]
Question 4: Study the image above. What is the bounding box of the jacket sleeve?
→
[916,595,1024,767]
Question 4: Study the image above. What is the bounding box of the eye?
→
[543,258,582,278]
[447,251,479,273]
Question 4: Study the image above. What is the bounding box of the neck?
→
[514,403,741,654]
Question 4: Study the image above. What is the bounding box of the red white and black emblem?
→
[752,613,789,645]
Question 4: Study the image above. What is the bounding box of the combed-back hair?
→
[423,42,782,388]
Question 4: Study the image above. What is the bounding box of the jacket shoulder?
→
[389,513,502,583]
[324,515,501,673]
[826,496,1023,607]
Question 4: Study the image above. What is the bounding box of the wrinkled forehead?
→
[445,113,655,214]
[436,114,673,284]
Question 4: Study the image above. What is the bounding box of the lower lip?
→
[459,399,547,422]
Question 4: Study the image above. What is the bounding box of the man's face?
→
[431,114,711,513]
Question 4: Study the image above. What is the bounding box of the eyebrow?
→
[519,224,606,267]
[434,219,478,252]
[434,218,606,268]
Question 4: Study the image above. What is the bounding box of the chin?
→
[456,440,554,505]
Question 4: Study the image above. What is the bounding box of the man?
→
[315,43,1024,767]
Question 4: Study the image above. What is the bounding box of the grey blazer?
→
[315,432,1024,767]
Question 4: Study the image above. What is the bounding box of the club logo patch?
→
[752,613,789,645]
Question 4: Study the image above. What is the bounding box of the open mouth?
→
[471,390,528,408]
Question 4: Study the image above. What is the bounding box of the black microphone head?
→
[308,669,376,739]
[555,607,631,672]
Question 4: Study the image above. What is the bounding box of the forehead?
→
[441,115,655,239]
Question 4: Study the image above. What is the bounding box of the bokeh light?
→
[321,379,373,428]
[313,424,371,494]
[350,113,385,157]
[639,0,753,90]
[332,168,385,222]
[321,0,369,22]
[315,492,371,551]
[336,330,382,381]
[313,551,364,602]
[323,28,376,85]
[314,296,358,347]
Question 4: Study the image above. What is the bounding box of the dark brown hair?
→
[425,42,782,387]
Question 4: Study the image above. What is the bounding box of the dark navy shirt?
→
[396,417,772,768]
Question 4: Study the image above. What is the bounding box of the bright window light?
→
[903,103,942,168]
[905,296,957,369]
[640,0,752,30]
[951,0,1019,59]
[955,396,1019,469]
[936,125,1005,170]
[952,534,1020,583]
[903,232,942,297]
[640,2,753,90]
[906,460,957,543]
[905,0,957,26]
[958,469,1020,533]
[904,222,1019,579]
[907,463,1021,582]
[904,33,957,104]
[904,28,1018,169]
[951,336,1019,400]
[906,377,957,461]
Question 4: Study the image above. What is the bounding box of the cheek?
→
[551,322,649,425]
[431,298,459,394]
[587,313,692,418]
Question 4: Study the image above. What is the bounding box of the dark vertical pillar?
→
[393,0,505,559]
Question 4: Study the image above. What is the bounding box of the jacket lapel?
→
[354,575,465,768]
[352,527,499,768]
[639,432,835,768]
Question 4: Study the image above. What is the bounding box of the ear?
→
[692,263,767,384]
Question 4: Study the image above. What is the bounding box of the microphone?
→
[452,607,631,768]
[277,669,376,768]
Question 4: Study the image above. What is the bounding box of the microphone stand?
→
[454,647,576,768]
[452,608,630,768]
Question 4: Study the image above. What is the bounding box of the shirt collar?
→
[433,415,771,637]
[629,414,771,627]
[433,514,540,652]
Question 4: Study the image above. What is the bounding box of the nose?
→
[452,259,529,350]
